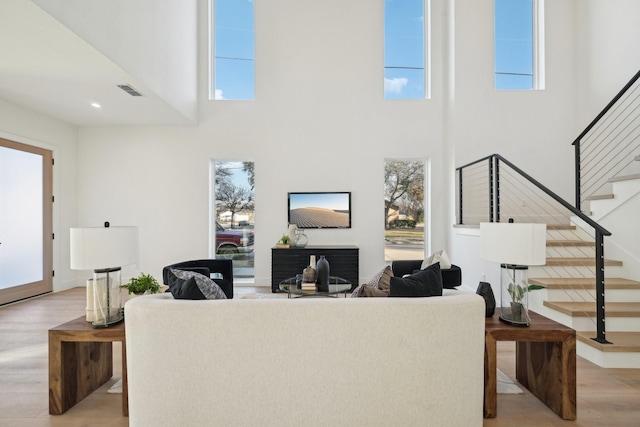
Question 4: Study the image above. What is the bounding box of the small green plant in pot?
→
[121,273,160,295]
[507,281,545,322]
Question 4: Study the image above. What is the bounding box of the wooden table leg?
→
[122,338,128,416]
[48,331,63,415]
[516,337,577,420]
[484,334,498,418]
[48,334,113,415]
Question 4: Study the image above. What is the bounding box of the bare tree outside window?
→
[213,161,255,280]
[384,160,426,261]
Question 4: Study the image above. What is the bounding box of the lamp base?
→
[499,312,530,327]
[92,267,124,328]
[93,308,124,328]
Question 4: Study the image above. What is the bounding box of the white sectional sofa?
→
[125,291,485,426]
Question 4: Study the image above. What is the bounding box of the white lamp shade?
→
[480,222,546,266]
[70,226,139,270]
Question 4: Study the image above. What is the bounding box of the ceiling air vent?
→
[117,84,144,97]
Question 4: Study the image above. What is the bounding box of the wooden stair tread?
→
[609,173,640,183]
[530,277,640,289]
[545,224,577,230]
[545,257,623,267]
[577,331,640,352]
[543,301,640,317]
[546,240,595,247]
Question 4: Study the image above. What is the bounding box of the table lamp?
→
[70,222,138,328]
[480,221,546,326]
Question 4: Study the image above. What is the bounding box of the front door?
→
[0,138,53,305]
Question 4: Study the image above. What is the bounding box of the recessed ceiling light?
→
[91,102,101,108]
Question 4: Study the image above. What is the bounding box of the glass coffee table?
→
[279,276,351,298]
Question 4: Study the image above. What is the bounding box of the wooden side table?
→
[484,309,576,419]
[48,316,127,416]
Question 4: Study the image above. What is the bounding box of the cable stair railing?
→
[574,68,640,212]
[456,154,615,345]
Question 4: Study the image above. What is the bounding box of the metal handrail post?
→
[489,157,494,222]
[575,140,581,211]
[458,168,463,225]
[593,230,611,344]
[495,156,501,223]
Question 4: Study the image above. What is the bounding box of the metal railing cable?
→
[456,154,612,344]
[573,69,640,210]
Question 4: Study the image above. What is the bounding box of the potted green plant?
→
[276,234,291,248]
[507,281,544,322]
[121,273,160,295]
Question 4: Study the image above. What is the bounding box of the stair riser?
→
[545,289,640,303]
[530,266,624,277]
[528,303,640,331]
[545,247,595,258]
[566,317,640,332]
[576,342,640,369]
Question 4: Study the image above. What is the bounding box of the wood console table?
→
[49,316,128,416]
[484,309,576,419]
[271,245,359,292]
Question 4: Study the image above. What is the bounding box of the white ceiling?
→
[0,0,194,126]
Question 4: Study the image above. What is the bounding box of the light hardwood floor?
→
[1,287,640,426]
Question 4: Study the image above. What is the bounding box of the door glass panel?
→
[0,146,43,288]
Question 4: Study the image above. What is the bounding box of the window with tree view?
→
[384,160,426,262]
[213,161,255,280]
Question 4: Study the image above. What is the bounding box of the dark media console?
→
[271,245,359,292]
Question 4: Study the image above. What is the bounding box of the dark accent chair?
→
[391,260,462,289]
[162,259,234,299]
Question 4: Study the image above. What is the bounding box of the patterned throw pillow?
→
[351,266,393,297]
[168,269,227,300]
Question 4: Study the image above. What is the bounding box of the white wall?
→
[4,0,638,292]
[0,99,78,292]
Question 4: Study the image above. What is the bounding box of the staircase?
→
[527,167,640,368]
[456,69,640,368]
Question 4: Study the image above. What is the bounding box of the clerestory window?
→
[384,0,428,100]
[494,0,545,90]
[212,0,255,100]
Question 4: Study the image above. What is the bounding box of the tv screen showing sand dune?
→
[288,192,351,228]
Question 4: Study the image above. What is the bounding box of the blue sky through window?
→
[495,0,534,90]
[214,0,255,100]
[384,0,425,100]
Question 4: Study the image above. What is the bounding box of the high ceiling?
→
[0,0,194,126]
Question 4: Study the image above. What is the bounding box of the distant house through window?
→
[213,0,255,100]
[384,0,427,100]
[494,0,545,90]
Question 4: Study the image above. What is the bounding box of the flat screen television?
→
[288,192,351,229]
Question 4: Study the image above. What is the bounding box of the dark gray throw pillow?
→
[167,268,227,300]
[389,262,443,297]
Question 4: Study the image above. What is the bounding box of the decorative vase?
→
[476,281,496,317]
[316,255,330,292]
[293,229,308,248]
[288,224,298,242]
[303,265,316,283]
